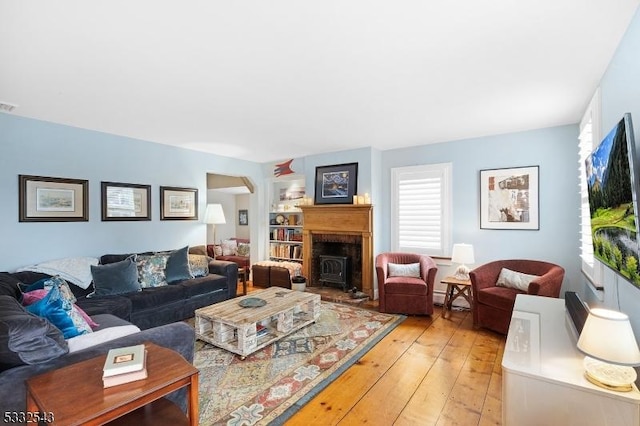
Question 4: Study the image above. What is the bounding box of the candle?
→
[357,195,365,204]
[364,193,371,204]
[353,195,359,204]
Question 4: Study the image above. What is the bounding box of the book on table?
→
[103,344,147,387]
[103,344,146,376]
[103,362,148,388]
[103,345,147,387]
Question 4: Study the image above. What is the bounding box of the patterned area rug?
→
[192,301,404,425]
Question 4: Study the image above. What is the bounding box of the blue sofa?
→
[0,253,238,421]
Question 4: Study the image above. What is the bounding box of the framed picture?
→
[101,181,151,221]
[505,310,540,370]
[314,162,358,205]
[479,165,539,230]
[238,209,248,226]
[19,175,88,222]
[160,186,198,220]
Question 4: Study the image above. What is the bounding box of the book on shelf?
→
[256,323,269,337]
[103,344,146,377]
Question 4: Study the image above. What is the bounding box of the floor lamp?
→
[204,204,226,245]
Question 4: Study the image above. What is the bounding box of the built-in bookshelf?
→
[268,175,305,264]
[269,211,303,262]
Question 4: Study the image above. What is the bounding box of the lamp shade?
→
[203,204,226,225]
[451,243,475,265]
[577,308,640,366]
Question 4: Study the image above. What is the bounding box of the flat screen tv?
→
[585,113,640,287]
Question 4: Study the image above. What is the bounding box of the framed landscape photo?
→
[160,186,198,220]
[101,181,151,221]
[238,209,248,226]
[479,165,539,230]
[19,175,89,222]
[314,162,358,205]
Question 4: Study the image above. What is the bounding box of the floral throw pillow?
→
[136,254,169,288]
[188,254,211,277]
[42,276,93,335]
[237,243,250,257]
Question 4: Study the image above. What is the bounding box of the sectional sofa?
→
[0,248,239,420]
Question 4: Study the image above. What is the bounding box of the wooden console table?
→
[503,295,640,425]
[26,342,199,425]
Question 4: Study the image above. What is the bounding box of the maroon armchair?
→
[469,259,565,334]
[375,253,437,315]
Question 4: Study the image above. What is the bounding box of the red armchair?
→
[206,238,250,271]
[469,259,565,334]
[375,252,437,315]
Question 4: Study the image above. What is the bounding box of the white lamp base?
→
[583,356,637,392]
[453,264,470,281]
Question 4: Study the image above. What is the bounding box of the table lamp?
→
[577,308,640,392]
[204,203,226,244]
[451,243,475,280]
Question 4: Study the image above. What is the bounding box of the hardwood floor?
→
[241,282,507,425]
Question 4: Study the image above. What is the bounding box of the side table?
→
[238,267,247,295]
[441,276,473,319]
[26,342,199,425]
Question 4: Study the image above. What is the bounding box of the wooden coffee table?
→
[195,287,321,358]
[26,342,199,425]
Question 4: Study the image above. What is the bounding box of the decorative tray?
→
[238,297,267,308]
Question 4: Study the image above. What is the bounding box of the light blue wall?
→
[6,6,640,320]
[592,6,640,333]
[0,114,262,270]
[379,125,582,293]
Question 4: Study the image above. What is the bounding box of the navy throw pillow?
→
[166,246,193,284]
[89,256,141,297]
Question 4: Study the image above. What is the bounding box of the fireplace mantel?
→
[300,205,374,299]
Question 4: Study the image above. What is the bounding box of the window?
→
[579,89,601,281]
[391,163,452,257]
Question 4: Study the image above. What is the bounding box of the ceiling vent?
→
[0,102,17,112]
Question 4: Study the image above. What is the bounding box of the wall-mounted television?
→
[585,113,640,287]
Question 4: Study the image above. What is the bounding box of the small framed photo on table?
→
[505,310,540,369]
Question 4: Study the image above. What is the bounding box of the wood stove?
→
[319,255,350,292]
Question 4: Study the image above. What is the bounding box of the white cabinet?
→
[502,295,640,425]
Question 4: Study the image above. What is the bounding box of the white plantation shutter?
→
[579,89,601,280]
[391,163,452,257]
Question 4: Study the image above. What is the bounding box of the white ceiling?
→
[1,1,639,163]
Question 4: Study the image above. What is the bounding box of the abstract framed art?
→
[479,165,539,230]
[314,162,358,205]
[19,174,89,222]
